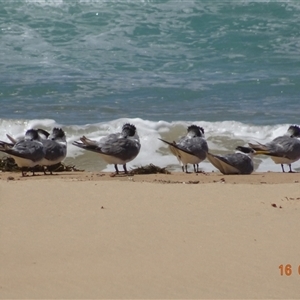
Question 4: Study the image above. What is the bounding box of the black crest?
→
[187,125,204,137]
[287,125,300,138]
[122,123,136,137]
[51,128,66,139]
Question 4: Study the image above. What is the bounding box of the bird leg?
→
[43,166,48,175]
[123,164,128,174]
[193,164,200,173]
[21,168,27,177]
[114,164,119,174]
[185,165,188,173]
[281,164,285,173]
[288,164,294,173]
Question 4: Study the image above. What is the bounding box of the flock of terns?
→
[0,123,300,176]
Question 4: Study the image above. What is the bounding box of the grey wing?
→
[207,152,253,174]
[177,137,208,160]
[272,138,300,160]
[249,137,300,158]
[265,137,300,159]
[43,140,66,161]
[98,133,121,146]
[223,153,253,174]
[6,141,45,162]
[100,137,140,160]
[207,152,239,174]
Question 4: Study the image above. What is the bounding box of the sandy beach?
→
[1,170,300,299]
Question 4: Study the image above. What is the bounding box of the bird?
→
[72,123,141,174]
[159,125,208,173]
[0,129,45,176]
[207,146,255,175]
[0,140,14,148]
[37,128,67,174]
[248,125,300,172]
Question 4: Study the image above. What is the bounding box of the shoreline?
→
[0,170,299,184]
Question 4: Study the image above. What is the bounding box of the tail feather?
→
[207,152,240,174]
[249,143,284,157]
[158,138,195,156]
[72,141,85,149]
[80,136,98,146]
[0,141,14,150]
[248,142,268,152]
[6,134,17,144]
[253,150,271,155]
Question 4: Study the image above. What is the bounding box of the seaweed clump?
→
[129,164,170,175]
[0,157,19,172]
[0,156,83,173]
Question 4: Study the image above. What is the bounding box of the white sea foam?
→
[1,117,299,173]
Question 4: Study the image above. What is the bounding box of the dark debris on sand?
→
[129,164,171,175]
[0,157,83,173]
[0,157,19,172]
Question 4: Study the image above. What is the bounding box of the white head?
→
[236,146,255,158]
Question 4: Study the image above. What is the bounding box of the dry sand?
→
[1,170,300,299]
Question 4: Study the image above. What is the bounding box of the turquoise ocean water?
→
[1,0,300,172]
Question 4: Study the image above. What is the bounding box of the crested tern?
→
[0,129,45,176]
[37,128,67,174]
[159,125,208,173]
[207,146,255,175]
[72,123,141,174]
[248,125,300,172]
